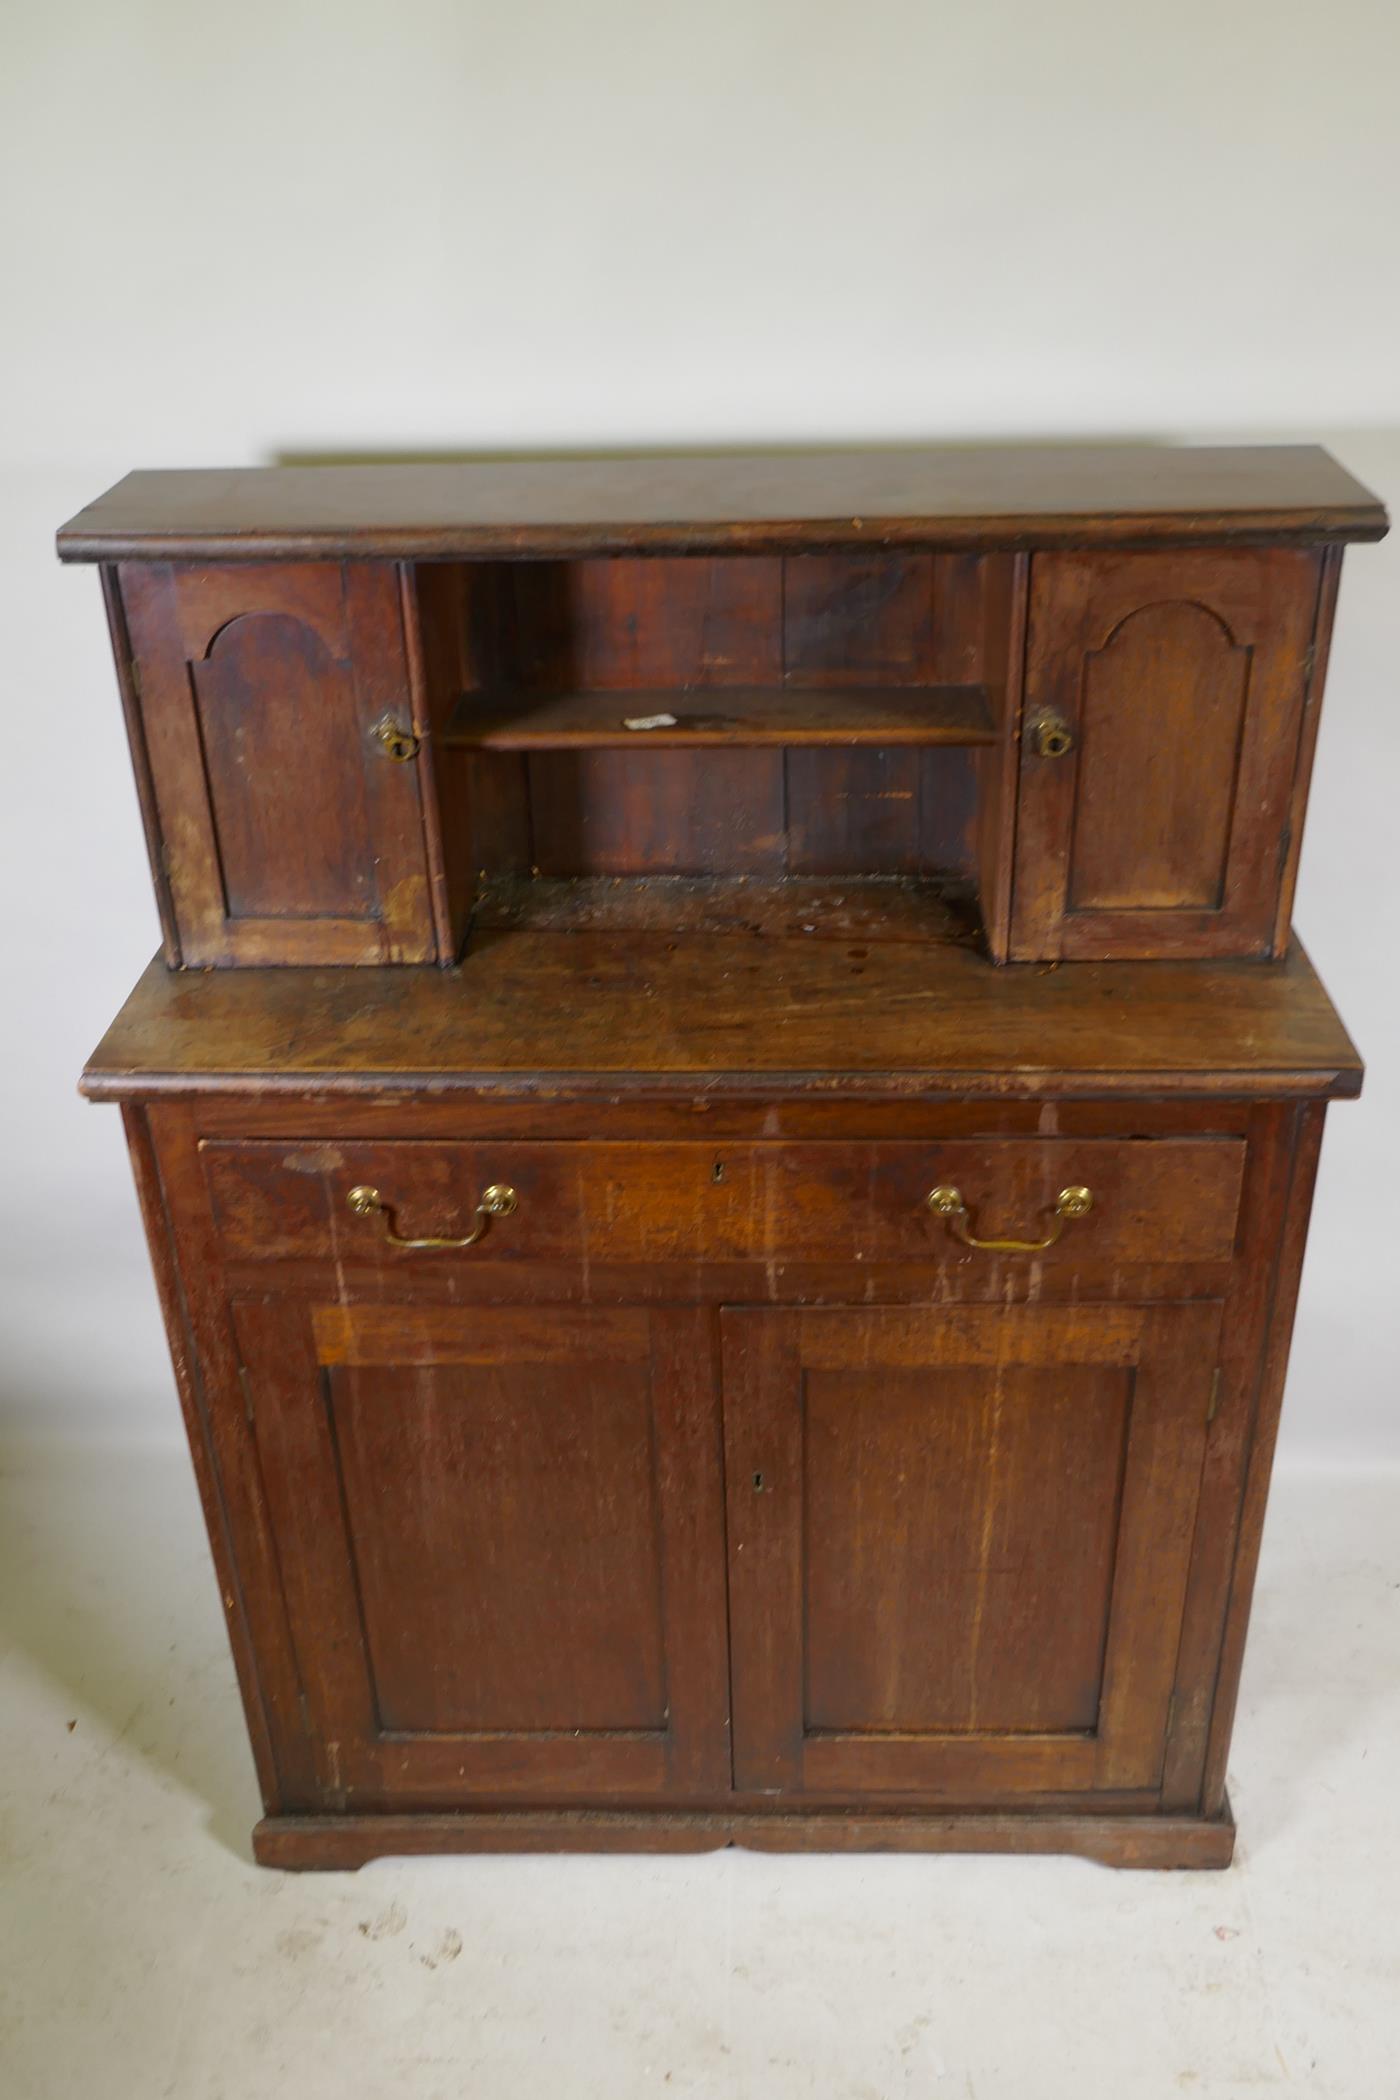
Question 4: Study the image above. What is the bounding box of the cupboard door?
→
[118,561,436,964]
[232,1299,730,1805]
[722,1302,1221,1798]
[1010,550,1321,960]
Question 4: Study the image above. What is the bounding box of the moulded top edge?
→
[55,447,1390,562]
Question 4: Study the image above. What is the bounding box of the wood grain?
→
[232,1295,731,1802]
[57,445,1386,561]
[721,1303,1220,1799]
[200,1133,1244,1271]
[82,938,1363,1101]
[1010,549,1322,960]
[444,683,995,749]
[115,561,436,965]
[252,1803,1237,1870]
[72,444,1373,1867]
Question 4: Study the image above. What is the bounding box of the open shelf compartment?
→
[413,548,1026,961]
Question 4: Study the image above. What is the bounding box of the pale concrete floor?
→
[0,1445,1396,2100]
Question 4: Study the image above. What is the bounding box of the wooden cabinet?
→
[112,561,437,965]
[66,446,1385,1870]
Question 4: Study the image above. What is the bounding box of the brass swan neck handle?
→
[925,1184,1093,1254]
[346,1182,518,1250]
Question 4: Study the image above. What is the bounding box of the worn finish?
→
[82,938,1362,1101]
[79,458,1384,969]
[235,1297,729,1803]
[67,446,1377,1868]
[115,561,436,966]
[105,1082,1334,1868]
[200,1133,1245,1270]
[444,683,995,749]
[252,1804,1237,1870]
[1011,550,1325,960]
[56,445,1385,561]
[723,1303,1220,1797]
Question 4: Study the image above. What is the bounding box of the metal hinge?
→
[1206,1367,1222,1425]
[129,659,142,702]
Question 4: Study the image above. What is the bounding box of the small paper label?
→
[622,712,679,731]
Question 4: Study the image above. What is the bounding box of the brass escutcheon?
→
[1030,708,1074,758]
[372,714,421,762]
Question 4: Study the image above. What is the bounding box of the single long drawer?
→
[201,1136,1245,1269]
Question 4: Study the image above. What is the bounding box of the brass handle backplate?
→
[372,714,421,762]
[925,1183,1093,1254]
[1030,708,1074,758]
[346,1182,518,1250]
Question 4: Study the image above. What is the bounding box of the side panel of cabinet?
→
[722,1301,1221,1799]
[115,561,437,964]
[231,1297,731,1807]
[1010,549,1324,959]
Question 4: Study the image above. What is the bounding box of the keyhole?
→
[713,1161,725,1183]
[1032,710,1074,759]
[752,1471,765,1492]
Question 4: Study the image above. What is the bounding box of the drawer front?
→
[202,1135,1245,1270]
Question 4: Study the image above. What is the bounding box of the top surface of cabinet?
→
[80,936,1361,1102]
[57,444,1386,561]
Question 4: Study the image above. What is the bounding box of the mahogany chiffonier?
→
[60,445,1386,1870]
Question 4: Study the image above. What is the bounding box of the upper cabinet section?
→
[65,447,1386,970]
[1010,549,1330,961]
[111,562,438,966]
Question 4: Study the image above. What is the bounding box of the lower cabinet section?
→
[124,1099,1324,1870]
[231,1288,1221,1827]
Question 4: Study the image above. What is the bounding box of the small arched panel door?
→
[1010,548,1326,960]
[116,561,437,965]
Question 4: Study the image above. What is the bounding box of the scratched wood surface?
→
[57,443,1386,561]
[71,446,1377,1867]
[83,937,1361,1099]
[201,1132,1245,1269]
[119,1069,1315,1865]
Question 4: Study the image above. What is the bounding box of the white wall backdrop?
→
[3,0,1397,1456]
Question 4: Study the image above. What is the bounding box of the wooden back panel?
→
[410,553,1019,937]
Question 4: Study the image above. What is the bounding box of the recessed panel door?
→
[233,1298,730,1806]
[119,560,435,964]
[1010,549,1321,959]
[722,1302,1221,1798]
